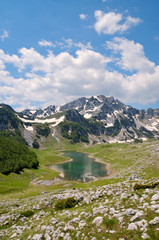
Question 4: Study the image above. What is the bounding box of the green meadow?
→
[0,136,159,199]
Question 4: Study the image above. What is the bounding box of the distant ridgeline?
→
[0,104,39,175]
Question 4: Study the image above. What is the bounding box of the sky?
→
[0,0,159,111]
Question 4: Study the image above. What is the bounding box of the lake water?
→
[52,151,108,182]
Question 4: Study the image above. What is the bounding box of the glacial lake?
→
[51,151,108,182]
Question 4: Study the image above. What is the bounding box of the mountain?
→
[20,105,56,119]
[1,95,159,146]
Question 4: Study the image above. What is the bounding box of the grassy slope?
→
[0,136,159,199]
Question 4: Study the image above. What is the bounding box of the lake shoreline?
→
[49,151,114,180]
[86,153,115,179]
[32,151,114,186]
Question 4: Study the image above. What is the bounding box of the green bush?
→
[55,197,78,210]
[32,139,40,149]
[35,123,50,137]
[103,216,117,229]
[20,210,35,217]
[60,121,89,143]
[134,182,159,191]
[134,138,143,143]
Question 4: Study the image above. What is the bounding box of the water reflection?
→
[52,151,108,182]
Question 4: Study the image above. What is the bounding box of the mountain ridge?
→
[1,95,159,146]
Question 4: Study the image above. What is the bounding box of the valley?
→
[0,96,159,239]
[0,138,159,239]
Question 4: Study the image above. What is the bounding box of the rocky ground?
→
[0,178,159,240]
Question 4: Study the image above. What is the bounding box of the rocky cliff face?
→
[21,105,56,119]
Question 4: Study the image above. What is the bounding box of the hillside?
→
[0,137,39,174]
[0,174,159,239]
[0,128,159,239]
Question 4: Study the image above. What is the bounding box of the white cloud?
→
[38,39,55,47]
[79,14,88,20]
[0,38,159,109]
[94,11,141,35]
[0,30,8,41]
[54,38,93,51]
[107,37,155,73]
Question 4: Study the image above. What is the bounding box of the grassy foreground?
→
[0,138,159,239]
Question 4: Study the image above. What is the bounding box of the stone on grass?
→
[151,192,159,201]
[120,193,128,200]
[79,220,86,229]
[125,208,135,216]
[32,234,43,240]
[10,233,17,239]
[92,216,103,226]
[127,223,137,230]
[149,217,159,225]
[141,232,150,239]
[130,211,143,222]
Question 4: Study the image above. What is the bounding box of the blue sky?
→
[0,0,159,110]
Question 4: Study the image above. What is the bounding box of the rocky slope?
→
[0,178,159,239]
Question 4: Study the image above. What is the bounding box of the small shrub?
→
[103,217,117,229]
[32,139,40,149]
[55,197,78,210]
[134,181,159,191]
[20,210,35,217]
[134,138,143,143]
[55,199,66,210]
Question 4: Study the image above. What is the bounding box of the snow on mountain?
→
[21,105,56,118]
[17,95,159,144]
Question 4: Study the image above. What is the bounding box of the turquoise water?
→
[52,151,108,182]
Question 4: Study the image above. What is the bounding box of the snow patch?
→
[17,114,65,125]
[93,96,103,103]
[51,116,65,127]
[30,110,36,114]
[84,113,92,119]
[145,125,158,131]
[105,123,113,128]
[107,113,112,118]
[24,125,33,132]
[55,106,60,113]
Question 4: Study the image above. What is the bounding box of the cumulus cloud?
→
[79,14,88,20]
[0,38,159,109]
[38,39,55,47]
[107,37,155,73]
[94,11,141,34]
[0,30,8,41]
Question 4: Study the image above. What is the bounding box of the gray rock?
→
[130,211,143,222]
[149,217,159,225]
[79,220,86,229]
[120,193,128,199]
[64,224,75,231]
[10,233,17,239]
[141,232,150,239]
[127,223,137,230]
[124,208,135,216]
[32,234,43,240]
[151,192,159,201]
[92,216,103,226]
